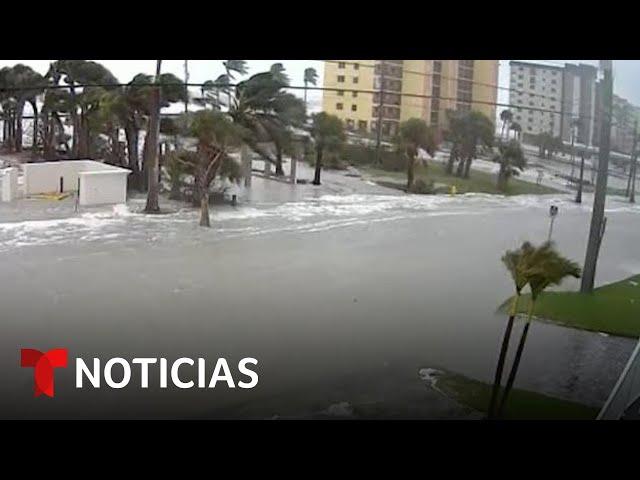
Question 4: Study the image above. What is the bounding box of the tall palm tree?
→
[303,67,318,110]
[496,242,581,418]
[500,109,513,140]
[488,242,536,419]
[310,112,345,185]
[398,118,437,192]
[222,60,248,110]
[144,60,163,213]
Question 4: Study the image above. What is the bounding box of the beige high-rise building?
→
[321,60,499,136]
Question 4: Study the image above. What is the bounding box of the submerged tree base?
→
[499,274,640,338]
[426,369,597,420]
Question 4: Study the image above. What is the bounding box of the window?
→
[518,83,523,88]
[353,76,359,84]
[337,75,345,83]
[338,62,345,69]
[346,119,355,130]
[430,111,439,124]
[351,104,357,112]
[434,60,442,73]
[352,91,358,98]
[551,79,556,85]
[337,90,344,96]
[353,63,359,70]
[358,120,367,131]
[336,103,343,110]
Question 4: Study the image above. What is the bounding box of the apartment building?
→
[508,61,563,140]
[593,91,639,155]
[560,63,598,146]
[321,60,499,137]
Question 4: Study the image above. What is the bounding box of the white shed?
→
[22,160,130,206]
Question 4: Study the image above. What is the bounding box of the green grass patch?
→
[362,162,559,196]
[499,274,640,338]
[434,370,598,420]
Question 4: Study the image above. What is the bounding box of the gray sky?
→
[3,59,640,115]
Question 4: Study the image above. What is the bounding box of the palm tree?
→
[303,67,318,110]
[487,241,536,419]
[310,112,345,185]
[453,110,494,178]
[269,63,289,86]
[222,60,248,110]
[496,242,581,418]
[500,109,513,140]
[493,139,526,191]
[173,110,243,226]
[398,118,437,192]
[144,60,163,213]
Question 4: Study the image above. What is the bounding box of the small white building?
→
[22,160,130,206]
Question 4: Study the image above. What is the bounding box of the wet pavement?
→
[0,165,639,419]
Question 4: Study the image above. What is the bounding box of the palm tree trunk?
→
[144,60,163,214]
[275,140,284,176]
[313,147,323,185]
[125,123,141,190]
[406,154,415,192]
[497,300,535,418]
[487,294,519,419]
[463,155,472,178]
[14,98,26,152]
[199,188,210,227]
[304,81,308,110]
[455,155,465,177]
[30,99,39,150]
[445,148,456,175]
[631,153,638,204]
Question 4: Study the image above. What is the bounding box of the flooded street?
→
[1,171,639,419]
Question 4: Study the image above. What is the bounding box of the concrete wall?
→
[1,168,18,202]
[23,161,87,195]
[23,160,130,205]
[79,171,129,206]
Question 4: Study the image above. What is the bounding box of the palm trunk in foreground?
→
[487,294,520,419]
[145,60,162,213]
[497,300,535,418]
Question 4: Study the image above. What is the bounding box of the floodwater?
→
[0,170,638,419]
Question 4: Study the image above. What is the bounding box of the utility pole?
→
[184,60,189,114]
[626,120,637,198]
[375,60,385,166]
[576,153,585,203]
[631,121,638,203]
[581,61,613,293]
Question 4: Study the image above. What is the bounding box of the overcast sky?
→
[2,59,640,115]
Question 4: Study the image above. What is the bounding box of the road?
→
[0,169,638,419]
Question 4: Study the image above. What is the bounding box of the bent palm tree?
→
[303,67,318,110]
[496,242,581,418]
[487,241,535,419]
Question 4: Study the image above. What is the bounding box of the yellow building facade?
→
[321,60,498,136]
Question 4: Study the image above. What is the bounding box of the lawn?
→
[362,162,559,196]
[432,370,598,420]
[499,274,640,338]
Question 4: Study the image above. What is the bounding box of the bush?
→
[409,178,435,194]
